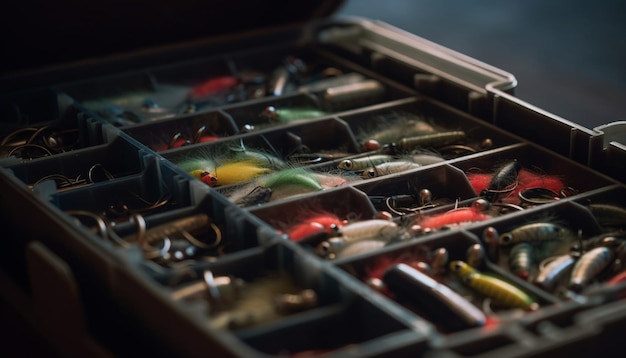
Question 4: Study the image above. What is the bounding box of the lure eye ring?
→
[499,233,513,244]
[340,160,352,169]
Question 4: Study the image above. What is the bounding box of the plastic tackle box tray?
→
[2,15,626,358]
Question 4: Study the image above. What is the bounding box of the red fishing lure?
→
[190,75,240,99]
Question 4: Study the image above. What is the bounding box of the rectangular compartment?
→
[449,143,619,207]
[335,230,557,337]
[61,71,191,126]
[464,200,610,299]
[336,97,521,158]
[49,157,191,223]
[122,109,239,152]
[0,89,109,161]
[3,135,151,193]
[110,239,420,357]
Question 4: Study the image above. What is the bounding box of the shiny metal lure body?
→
[338,154,395,171]
[361,161,421,179]
[569,246,615,292]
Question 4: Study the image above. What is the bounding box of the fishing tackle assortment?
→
[4,20,626,358]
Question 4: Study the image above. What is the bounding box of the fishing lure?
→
[232,186,273,207]
[382,263,487,332]
[335,239,387,259]
[158,126,220,151]
[189,170,218,187]
[321,79,386,109]
[359,113,437,150]
[408,152,446,166]
[212,160,272,186]
[483,226,500,261]
[360,161,421,179]
[230,148,288,170]
[261,167,322,192]
[431,247,449,275]
[189,75,241,99]
[337,154,395,171]
[468,165,566,205]
[316,219,402,258]
[176,157,216,178]
[394,131,467,152]
[569,246,615,292]
[416,202,492,231]
[533,254,576,292]
[449,260,537,310]
[498,222,571,246]
[508,242,534,280]
[284,212,344,242]
[481,160,522,201]
[259,106,328,123]
[466,243,486,268]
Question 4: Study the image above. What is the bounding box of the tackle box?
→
[2,2,626,357]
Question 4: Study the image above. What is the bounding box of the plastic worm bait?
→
[361,161,421,179]
[337,154,394,171]
[394,131,466,151]
[449,260,537,310]
[508,242,534,280]
[498,222,571,246]
[383,263,487,332]
[569,246,615,292]
[533,254,576,292]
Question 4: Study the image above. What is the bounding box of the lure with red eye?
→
[189,75,241,99]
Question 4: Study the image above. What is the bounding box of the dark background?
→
[337,0,626,130]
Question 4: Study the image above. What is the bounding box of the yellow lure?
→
[449,260,536,310]
[212,160,271,186]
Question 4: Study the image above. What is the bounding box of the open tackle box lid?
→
[1,1,345,77]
